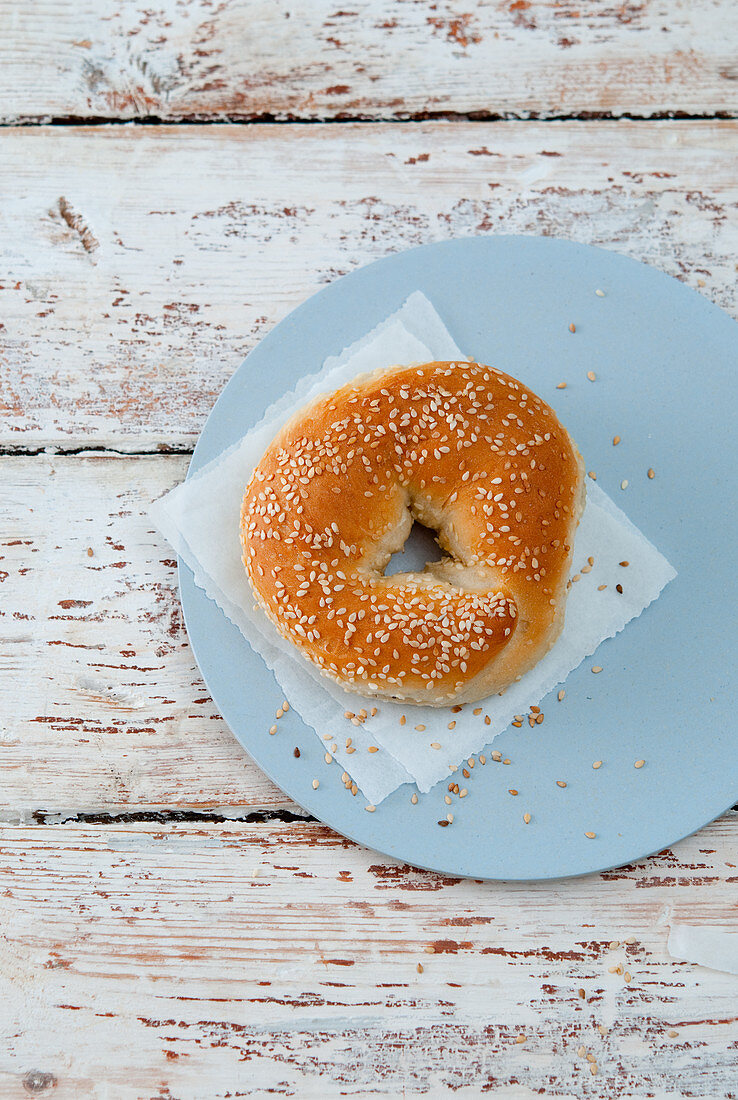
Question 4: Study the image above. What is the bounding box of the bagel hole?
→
[383,521,445,577]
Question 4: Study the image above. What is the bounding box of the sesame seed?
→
[503,758,511,766]
[324,752,332,764]
[556,780,567,788]
[609,940,620,949]
[460,788,468,798]
[624,972,632,983]
[508,788,518,796]
[312,779,319,789]
[587,470,597,480]
[515,1034,526,1043]
[535,713,544,725]
[367,745,378,753]
[531,706,540,714]
[634,759,645,769]
[616,583,623,594]
[447,721,456,730]
[523,812,531,824]
[588,556,595,565]
[451,705,462,713]
[597,584,607,591]
[557,689,565,701]
[438,820,449,827]
[371,707,377,716]
[446,813,454,823]
[417,963,424,973]
[484,715,491,725]
[87,547,94,557]
[595,289,605,297]
[593,760,602,769]
[424,946,436,954]
[585,831,596,839]
[269,725,277,735]
[282,701,290,712]
[591,666,602,674]
[400,716,406,726]
[415,724,426,731]
[619,560,629,567]
[648,467,655,479]
[621,479,628,490]
[613,435,621,445]
[569,323,576,333]
[579,989,586,1000]
[556,382,567,389]
[668,1029,678,1038]
[430,742,441,750]
[587,371,596,381]
[293,747,300,758]
[411,793,418,804]
[512,720,522,728]
[479,755,486,765]
[608,964,618,973]
[589,1063,598,1076]
[276,708,283,719]
[577,1045,586,1057]
[365,805,376,812]
[625,936,636,944]
[445,795,452,804]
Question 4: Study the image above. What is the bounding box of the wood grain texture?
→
[2,0,738,123]
[1,817,736,1098]
[0,454,295,816]
[2,120,737,451]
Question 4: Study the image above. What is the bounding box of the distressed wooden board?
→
[1,121,737,451]
[1,817,736,1098]
[0,453,297,816]
[2,0,738,123]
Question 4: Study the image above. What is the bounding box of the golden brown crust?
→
[241,361,585,705]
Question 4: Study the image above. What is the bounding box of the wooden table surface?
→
[1,4,736,1097]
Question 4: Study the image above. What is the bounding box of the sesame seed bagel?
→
[241,361,584,706]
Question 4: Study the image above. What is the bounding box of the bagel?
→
[240,361,585,706]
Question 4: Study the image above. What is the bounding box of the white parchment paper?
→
[151,292,676,804]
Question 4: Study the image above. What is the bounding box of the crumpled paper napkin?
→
[151,292,676,804]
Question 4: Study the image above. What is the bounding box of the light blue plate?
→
[179,236,737,880]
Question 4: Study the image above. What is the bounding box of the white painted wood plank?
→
[0,454,295,814]
[1,816,736,1097]
[1,121,737,450]
[1,0,737,122]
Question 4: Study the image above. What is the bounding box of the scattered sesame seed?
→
[588,556,595,566]
[508,788,518,796]
[282,701,290,712]
[595,289,605,297]
[467,758,475,768]
[269,725,277,735]
[462,768,470,778]
[479,755,486,765]
[556,780,567,788]
[556,382,567,389]
[447,813,454,823]
[365,805,376,812]
[492,750,502,761]
[569,323,576,333]
[613,435,621,446]
[624,972,632,983]
[531,705,540,714]
[417,963,424,973]
[473,707,482,716]
[370,707,377,717]
[445,795,452,804]
[535,713,544,724]
[589,1063,598,1076]
[587,371,596,381]
[515,1034,527,1044]
[424,945,436,954]
[438,820,449,827]
[587,470,597,481]
[668,1029,678,1038]
[451,705,463,714]
[293,747,300,758]
[484,715,491,725]
[609,940,620,949]
[621,479,628,490]
[557,689,565,701]
[648,467,655,479]
[415,724,426,731]
[634,759,645,769]
[616,583,623,594]
[593,760,602,769]
[411,793,418,804]
[447,721,456,730]
[608,965,618,973]
[585,831,596,839]
[523,812,531,824]
[597,583,607,591]
[324,752,332,764]
[430,742,441,750]
[577,1045,587,1057]
[503,758,511,766]
[86,547,94,557]
[460,788,468,798]
[619,560,629,567]
[312,779,319,789]
[625,936,636,944]
[368,746,378,753]
[579,989,586,1000]
[276,708,283,719]
[512,720,522,728]
[592,666,603,674]
[400,716,406,726]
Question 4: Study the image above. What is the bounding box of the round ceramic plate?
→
[179,236,737,880]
